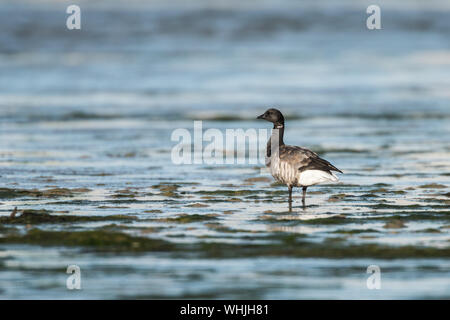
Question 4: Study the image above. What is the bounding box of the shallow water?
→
[0,0,449,299]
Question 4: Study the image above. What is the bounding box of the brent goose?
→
[257,108,342,209]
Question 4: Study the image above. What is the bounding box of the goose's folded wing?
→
[279,146,343,173]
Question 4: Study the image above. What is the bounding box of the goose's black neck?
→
[273,123,285,146]
[267,123,285,157]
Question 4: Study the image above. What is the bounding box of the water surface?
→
[0,0,449,299]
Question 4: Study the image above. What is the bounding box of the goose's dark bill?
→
[257,108,342,209]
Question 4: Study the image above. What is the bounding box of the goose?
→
[257,108,342,209]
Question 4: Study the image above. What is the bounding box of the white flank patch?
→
[299,170,339,186]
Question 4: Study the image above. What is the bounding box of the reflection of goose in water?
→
[257,108,342,209]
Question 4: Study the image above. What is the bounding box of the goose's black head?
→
[257,108,285,127]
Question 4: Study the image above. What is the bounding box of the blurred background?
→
[2,0,450,121]
[0,0,449,299]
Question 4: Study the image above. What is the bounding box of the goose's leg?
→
[302,186,307,208]
[288,185,293,211]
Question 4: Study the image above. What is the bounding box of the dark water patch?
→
[22,112,123,122]
[109,199,157,204]
[361,193,379,198]
[111,189,138,199]
[244,177,272,183]
[205,223,270,236]
[270,182,285,187]
[259,214,348,225]
[296,215,349,225]
[147,166,163,171]
[324,236,348,243]
[0,224,19,234]
[366,188,406,195]
[143,209,163,213]
[166,234,187,238]
[90,173,115,177]
[0,263,68,274]
[420,197,450,205]
[61,112,121,121]
[188,114,302,122]
[308,191,325,195]
[185,203,209,208]
[99,224,164,234]
[98,206,130,209]
[154,214,218,224]
[0,210,137,225]
[415,228,441,233]
[267,190,290,197]
[265,211,450,226]
[0,228,449,259]
[32,176,57,183]
[205,223,244,233]
[334,112,450,121]
[369,188,389,194]
[193,189,261,197]
[368,203,449,210]
[196,241,450,259]
[327,193,348,202]
[0,187,91,199]
[359,235,378,240]
[200,198,230,203]
[334,229,379,234]
[244,194,267,200]
[419,184,447,189]
[384,219,407,229]
[50,200,107,205]
[367,212,450,222]
[330,184,361,189]
[151,183,180,198]
[119,287,265,300]
[187,115,246,121]
[201,195,217,200]
[107,151,141,159]
[0,229,174,252]
[372,183,392,187]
